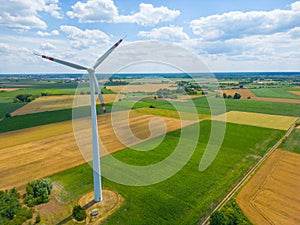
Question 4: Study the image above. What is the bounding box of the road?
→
[199,122,297,225]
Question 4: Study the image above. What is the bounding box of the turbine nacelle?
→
[87,68,95,74]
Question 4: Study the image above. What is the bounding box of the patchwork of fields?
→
[11,94,124,116]
[1,78,300,224]
[0,111,192,190]
[218,88,300,104]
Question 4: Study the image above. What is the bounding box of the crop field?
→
[289,90,300,96]
[11,94,124,116]
[280,128,300,154]
[217,88,256,99]
[251,87,300,99]
[237,149,300,225]
[44,121,284,224]
[108,83,177,93]
[0,88,20,92]
[217,88,300,104]
[132,107,210,121]
[213,111,297,130]
[0,111,191,190]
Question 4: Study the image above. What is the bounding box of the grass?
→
[50,121,284,225]
[251,88,300,99]
[280,128,300,154]
[0,102,25,119]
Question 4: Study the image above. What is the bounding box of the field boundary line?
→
[199,120,297,225]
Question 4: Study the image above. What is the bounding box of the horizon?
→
[1,0,300,73]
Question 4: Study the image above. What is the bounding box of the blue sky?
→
[0,0,300,73]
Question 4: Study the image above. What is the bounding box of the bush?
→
[72,205,86,221]
[35,213,41,223]
[25,178,53,207]
[210,211,226,225]
[0,188,33,224]
[13,94,35,103]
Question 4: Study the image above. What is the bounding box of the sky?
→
[0,0,300,73]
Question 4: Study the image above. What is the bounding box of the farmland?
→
[251,87,300,99]
[11,94,124,116]
[237,149,300,225]
[213,111,297,130]
[1,73,300,224]
[108,83,176,93]
[44,121,284,224]
[0,111,192,190]
[217,88,300,104]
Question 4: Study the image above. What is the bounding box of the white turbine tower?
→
[35,38,123,202]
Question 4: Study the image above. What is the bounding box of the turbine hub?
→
[87,68,95,74]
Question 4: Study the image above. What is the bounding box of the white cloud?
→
[117,3,180,26]
[138,26,189,41]
[40,42,56,50]
[37,30,60,37]
[0,0,63,30]
[190,1,300,40]
[67,0,118,23]
[67,0,180,26]
[60,25,110,49]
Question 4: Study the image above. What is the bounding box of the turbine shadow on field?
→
[56,215,73,225]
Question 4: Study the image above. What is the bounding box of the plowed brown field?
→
[217,89,300,104]
[289,91,300,96]
[237,149,300,225]
[0,111,193,190]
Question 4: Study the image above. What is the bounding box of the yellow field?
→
[212,111,297,130]
[108,83,177,93]
[133,107,210,121]
[0,88,20,92]
[237,150,300,225]
[11,94,123,116]
[0,110,192,190]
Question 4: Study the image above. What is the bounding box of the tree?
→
[72,205,86,221]
[223,93,227,99]
[35,213,41,223]
[210,211,226,225]
[233,93,241,99]
[13,94,35,103]
[25,178,53,207]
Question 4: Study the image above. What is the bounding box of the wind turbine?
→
[35,38,123,202]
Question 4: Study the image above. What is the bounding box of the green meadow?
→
[280,128,300,154]
[251,87,300,99]
[50,121,284,225]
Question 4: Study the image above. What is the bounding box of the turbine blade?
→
[92,74,107,113]
[93,38,123,70]
[34,53,88,70]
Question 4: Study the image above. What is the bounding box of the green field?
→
[0,82,114,118]
[251,88,300,99]
[280,128,300,154]
[1,96,300,133]
[49,121,283,225]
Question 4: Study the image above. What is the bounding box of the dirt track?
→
[0,111,192,190]
[218,88,300,104]
[237,149,300,225]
